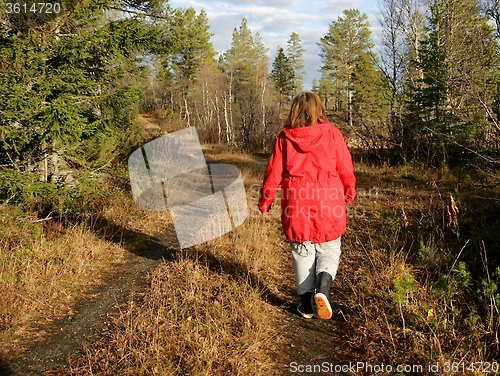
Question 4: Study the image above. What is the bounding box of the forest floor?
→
[1,115,499,375]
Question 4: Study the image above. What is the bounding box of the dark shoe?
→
[314,272,333,320]
[297,292,314,319]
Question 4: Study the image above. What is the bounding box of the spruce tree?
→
[271,46,295,109]
[0,0,167,176]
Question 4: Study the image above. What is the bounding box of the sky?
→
[166,0,382,89]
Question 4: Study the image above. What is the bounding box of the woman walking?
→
[258,91,356,319]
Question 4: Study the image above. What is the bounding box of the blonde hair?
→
[285,91,326,129]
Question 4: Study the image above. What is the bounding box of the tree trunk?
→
[214,91,222,143]
[184,95,191,128]
[228,72,234,144]
[348,82,353,128]
[223,92,231,144]
[261,81,266,149]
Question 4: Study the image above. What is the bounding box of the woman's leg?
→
[290,241,316,318]
[290,241,317,295]
[314,237,342,319]
[315,237,342,280]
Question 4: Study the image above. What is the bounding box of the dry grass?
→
[0,208,129,358]
[2,132,499,374]
[67,148,288,375]
[71,146,500,374]
[336,162,500,369]
[70,257,280,375]
[0,172,175,360]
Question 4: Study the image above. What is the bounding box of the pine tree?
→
[318,9,374,127]
[167,8,216,81]
[352,54,392,149]
[315,73,336,111]
[224,18,269,148]
[287,32,306,92]
[152,6,216,128]
[225,19,258,82]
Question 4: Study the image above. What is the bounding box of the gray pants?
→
[290,238,341,295]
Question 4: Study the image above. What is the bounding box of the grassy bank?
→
[338,162,500,368]
[66,145,289,375]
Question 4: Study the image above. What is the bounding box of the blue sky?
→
[166,0,382,89]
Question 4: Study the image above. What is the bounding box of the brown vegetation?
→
[1,125,499,374]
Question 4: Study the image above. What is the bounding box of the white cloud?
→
[315,0,364,19]
[168,0,214,10]
[199,0,303,7]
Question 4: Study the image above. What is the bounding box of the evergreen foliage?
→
[2,0,499,172]
[405,0,500,166]
[223,18,270,148]
[271,46,295,105]
[0,0,165,175]
[318,9,375,124]
[163,7,216,81]
[0,0,500,370]
[318,9,390,146]
[286,32,306,93]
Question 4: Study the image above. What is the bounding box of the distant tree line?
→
[147,17,307,152]
[0,1,308,180]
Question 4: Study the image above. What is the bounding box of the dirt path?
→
[4,243,171,376]
[272,258,366,375]
[3,247,355,375]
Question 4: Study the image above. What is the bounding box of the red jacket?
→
[258,121,356,243]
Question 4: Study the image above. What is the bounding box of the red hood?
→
[283,122,327,153]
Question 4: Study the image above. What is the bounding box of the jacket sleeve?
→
[333,128,356,205]
[258,134,284,213]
